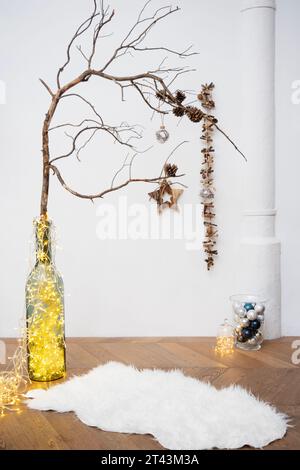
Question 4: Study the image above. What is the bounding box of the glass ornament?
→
[254,303,265,314]
[230,295,266,351]
[200,187,214,199]
[26,215,66,381]
[156,125,169,144]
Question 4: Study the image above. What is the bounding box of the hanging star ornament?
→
[148,179,183,213]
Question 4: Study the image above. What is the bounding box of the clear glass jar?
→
[215,319,234,356]
[230,295,266,351]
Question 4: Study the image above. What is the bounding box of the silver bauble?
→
[233,302,242,313]
[156,127,169,144]
[234,314,240,323]
[236,307,247,318]
[248,337,258,345]
[246,309,257,321]
[254,303,265,314]
[257,313,264,323]
[240,317,250,327]
[254,331,263,345]
[200,188,214,199]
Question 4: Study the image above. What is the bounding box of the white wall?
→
[276,0,300,335]
[0,0,298,337]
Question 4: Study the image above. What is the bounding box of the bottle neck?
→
[35,215,52,264]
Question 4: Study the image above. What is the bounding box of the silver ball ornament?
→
[254,331,263,345]
[200,188,214,199]
[248,337,258,345]
[254,303,265,314]
[236,307,247,318]
[156,126,169,144]
[246,309,257,321]
[233,302,242,313]
[257,313,264,323]
[240,317,250,327]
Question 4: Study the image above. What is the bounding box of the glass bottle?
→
[26,214,66,381]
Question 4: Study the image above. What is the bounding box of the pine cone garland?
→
[175,90,186,103]
[185,106,204,123]
[207,115,218,124]
[172,106,185,117]
[198,83,215,110]
[164,163,178,177]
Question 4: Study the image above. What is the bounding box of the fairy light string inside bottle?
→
[26,214,66,382]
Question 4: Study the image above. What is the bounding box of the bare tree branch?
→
[111,152,131,188]
[88,6,115,68]
[60,93,104,123]
[50,163,185,202]
[76,128,99,161]
[39,0,245,215]
[39,78,54,97]
[99,4,191,73]
[130,44,198,58]
[56,0,99,87]
[49,122,141,165]
[49,118,101,131]
[76,45,89,62]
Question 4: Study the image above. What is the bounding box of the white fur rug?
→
[25,361,288,450]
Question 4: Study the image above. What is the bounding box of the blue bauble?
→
[241,327,255,339]
[244,302,255,312]
[249,319,261,331]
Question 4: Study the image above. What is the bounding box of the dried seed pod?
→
[175,90,186,103]
[164,163,178,177]
[172,106,185,117]
[185,106,204,123]
[156,89,166,100]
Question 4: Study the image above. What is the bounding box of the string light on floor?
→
[0,335,28,417]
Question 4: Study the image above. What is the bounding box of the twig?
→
[214,123,247,162]
[159,141,189,178]
[50,163,185,201]
[56,0,99,87]
[39,79,54,97]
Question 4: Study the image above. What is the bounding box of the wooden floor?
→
[1,337,300,450]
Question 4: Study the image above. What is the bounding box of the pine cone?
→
[156,89,166,100]
[175,90,186,103]
[172,106,185,117]
[164,163,178,177]
[185,106,204,123]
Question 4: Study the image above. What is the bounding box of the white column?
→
[238,0,280,339]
